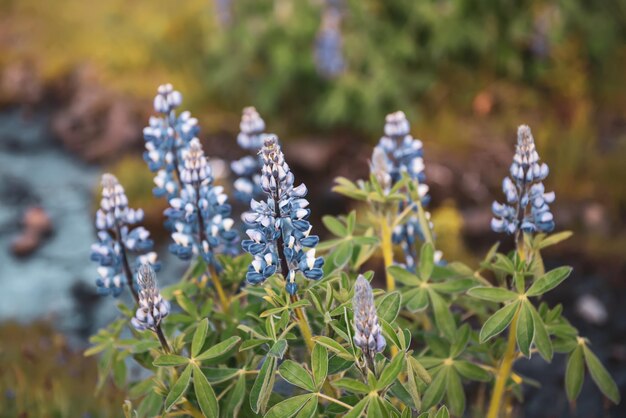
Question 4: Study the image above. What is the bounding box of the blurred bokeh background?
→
[0,0,624,416]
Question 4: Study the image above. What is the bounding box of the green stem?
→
[486,308,520,418]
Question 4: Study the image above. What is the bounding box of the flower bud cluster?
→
[131,264,170,332]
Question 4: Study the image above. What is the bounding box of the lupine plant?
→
[87,87,619,418]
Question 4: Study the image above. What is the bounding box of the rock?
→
[51,67,141,162]
[0,61,43,107]
[473,91,494,117]
[9,206,53,257]
[10,230,40,258]
[576,294,608,325]
[22,206,53,236]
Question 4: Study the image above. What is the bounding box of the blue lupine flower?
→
[90,174,159,298]
[143,84,199,199]
[242,136,324,295]
[314,6,345,78]
[491,125,555,235]
[231,107,267,204]
[353,275,386,369]
[131,264,170,332]
[166,138,238,268]
[373,111,432,270]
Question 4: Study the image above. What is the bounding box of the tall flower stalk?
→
[231,106,267,204]
[91,174,159,303]
[487,125,555,418]
[370,111,435,290]
[166,138,238,312]
[242,135,324,352]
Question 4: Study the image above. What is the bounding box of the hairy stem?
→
[291,294,315,354]
[379,216,395,292]
[317,392,354,410]
[209,264,230,313]
[155,324,171,354]
[486,308,520,418]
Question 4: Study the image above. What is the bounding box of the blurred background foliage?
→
[1,0,625,208]
[0,322,125,418]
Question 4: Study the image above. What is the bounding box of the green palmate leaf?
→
[405,288,429,312]
[582,345,621,403]
[240,339,270,352]
[323,215,347,237]
[223,374,246,418]
[192,364,219,417]
[138,390,162,417]
[491,253,515,273]
[334,378,370,394]
[344,397,370,418]
[268,339,288,359]
[312,336,353,360]
[165,363,192,411]
[346,211,356,234]
[377,353,405,389]
[175,292,198,318]
[264,393,317,418]
[430,279,476,294]
[377,291,402,323]
[422,367,447,410]
[435,405,450,418]
[203,368,240,384]
[295,396,318,418]
[467,287,518,303]
[446,367,465,417]
[279,360,316,392]
[334,241,354,267]
[388,266,421,286]
[131,340,161,354]
[366,396,385,418]
[250,356,277,414]
[537,231,573,249]
[419,243,435,280]
[196,336,241,361]
[449,324,470,358]
[565,345,584,401]
[408,356,432,384]
[454,360,491,382]
[191,318,209,358]
[516,302,535,358]
[526,266,573,297]
[153,354,189,367]
[311,344,328,391]
[529,304,553,361]
[479,300,520,343]
[405,360,422,410]
[428,289,456,339]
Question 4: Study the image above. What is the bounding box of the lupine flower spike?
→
[91,174,159,300]
[231,107,267,203]
[242,135,324,295]
[314,1,346,78]
[131,264,171,352]
[491,125,555,237]
[352,275,386,371]
[166,138,238,268]
[372,111,437,269]
[143,84,199,199]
